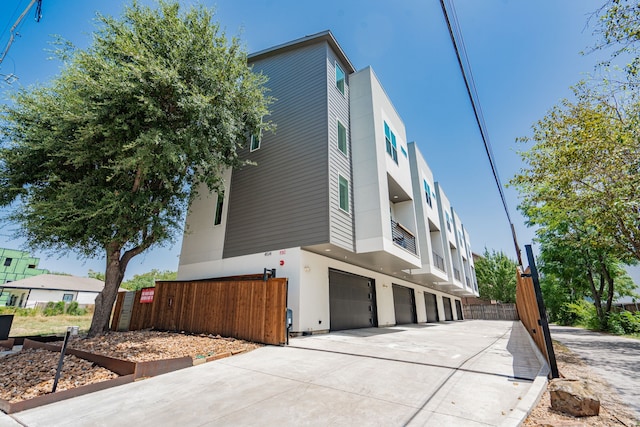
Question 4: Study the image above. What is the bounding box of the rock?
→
[549,379,600,417]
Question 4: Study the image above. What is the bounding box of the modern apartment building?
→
[178,31,479,334]
[0,247,49,306]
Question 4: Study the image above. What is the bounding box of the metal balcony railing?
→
[432,251,445,272]
[391,220,417,254]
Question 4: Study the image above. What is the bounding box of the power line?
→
[439,0,523,266]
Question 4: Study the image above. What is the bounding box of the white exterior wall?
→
[179,169,232,266]
[76,291,99,305]
[350,67,419,267]
[25,289,75,308]
[178,246,462,332]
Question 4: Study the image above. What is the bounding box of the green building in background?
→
[1,248,49,305]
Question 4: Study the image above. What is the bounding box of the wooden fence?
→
[111,277,288,345]
[462,303,519,320]
[516,266,551,364]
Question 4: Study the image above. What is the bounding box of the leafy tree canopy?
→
[0,1,271,336]
[592,0,640,78]
[510,82,640,263]
[474,248,518,303]
[121,269,176,291]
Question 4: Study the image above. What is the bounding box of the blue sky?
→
[0,0,624,280]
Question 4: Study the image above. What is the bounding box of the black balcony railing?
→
[453,268,461,281]
[391,220,417,254]
[432,251,445,272]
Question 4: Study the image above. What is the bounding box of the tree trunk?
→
[586,266,604,321]
[87,245,126,337]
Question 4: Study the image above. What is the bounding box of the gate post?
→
[525,245,559,378]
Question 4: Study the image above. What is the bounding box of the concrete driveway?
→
[550,325,640,419]
[4,320,547,427]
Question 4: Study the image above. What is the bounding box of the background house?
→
[0,274,105,308]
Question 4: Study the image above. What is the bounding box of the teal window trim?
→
[335,62,345,95]
[339,175,349,212]
[423,180,432,208]
[337,120,347,155]
[384,122,398,164]
[250,134,260,152]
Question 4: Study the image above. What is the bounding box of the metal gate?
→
[329,269,377,331]
[442,296,454,321]
[424,292,439,323]
[393,284,416,325]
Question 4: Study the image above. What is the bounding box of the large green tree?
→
[121,269,176,291]
[0,1,270,336]
[474,248,518,303]
[511,82,640,262]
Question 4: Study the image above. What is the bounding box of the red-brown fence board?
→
[111,277,287,345]
[516,267,549,362]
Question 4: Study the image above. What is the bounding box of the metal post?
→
[525,245,559,378]
[52,326,79,393]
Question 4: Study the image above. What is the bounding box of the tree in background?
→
[0,1,270,337]
[592,0,640,79]
[121,269,176,291]
[474,249,518,303]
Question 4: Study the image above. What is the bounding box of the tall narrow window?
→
[337,120,347,155]
[339,175,349,212]
[423,180,432,208]
[3,258,11,267]
[214,193,224,226]
[250,134,260,151]
[384,121,398,164]
[335,62,345,95]
[446,212,451,231]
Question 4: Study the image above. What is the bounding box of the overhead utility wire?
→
[439,0,523,266]
[0,0,43,67]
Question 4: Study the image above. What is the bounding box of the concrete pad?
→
[8,320,546,427]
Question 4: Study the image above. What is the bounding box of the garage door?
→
[392,284,416,325]
[442,296,454,321]
[455,299,463,320]
[329,269,377,331]
[424,292,439,323]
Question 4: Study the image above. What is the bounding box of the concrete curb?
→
[501,321,549,427]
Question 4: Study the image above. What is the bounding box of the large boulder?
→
[549,378,600,417]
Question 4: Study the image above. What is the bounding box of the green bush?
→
[0,306,39,316]
[564,300,602,330]
[608,311,640,335]
[43,301,66,316]
[65,301,87,316]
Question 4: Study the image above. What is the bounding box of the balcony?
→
[391,220,417,254]
[432,251,445,272]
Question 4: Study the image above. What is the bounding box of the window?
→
[335,62,345,94]
[337,120,347,155]
[214,192,224,226]
[62,293,73,302]
[339,175,349,212]
[3,258,12,267]
[400,146,407,158]
[28,264,36,269]
[384,122,398,164]
[423,180,432,208]
[446,212,451,231]
[250,134,260,152]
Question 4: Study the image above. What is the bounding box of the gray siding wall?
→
[327,46,355,251]
[223,43,331,258]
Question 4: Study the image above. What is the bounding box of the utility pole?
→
[0,0,44,67]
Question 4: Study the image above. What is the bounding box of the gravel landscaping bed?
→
[0,330,261,404]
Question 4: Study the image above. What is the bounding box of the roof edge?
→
[248,30,356,74]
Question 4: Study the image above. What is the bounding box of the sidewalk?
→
[550,325,640,419]
[2,320,547,426]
